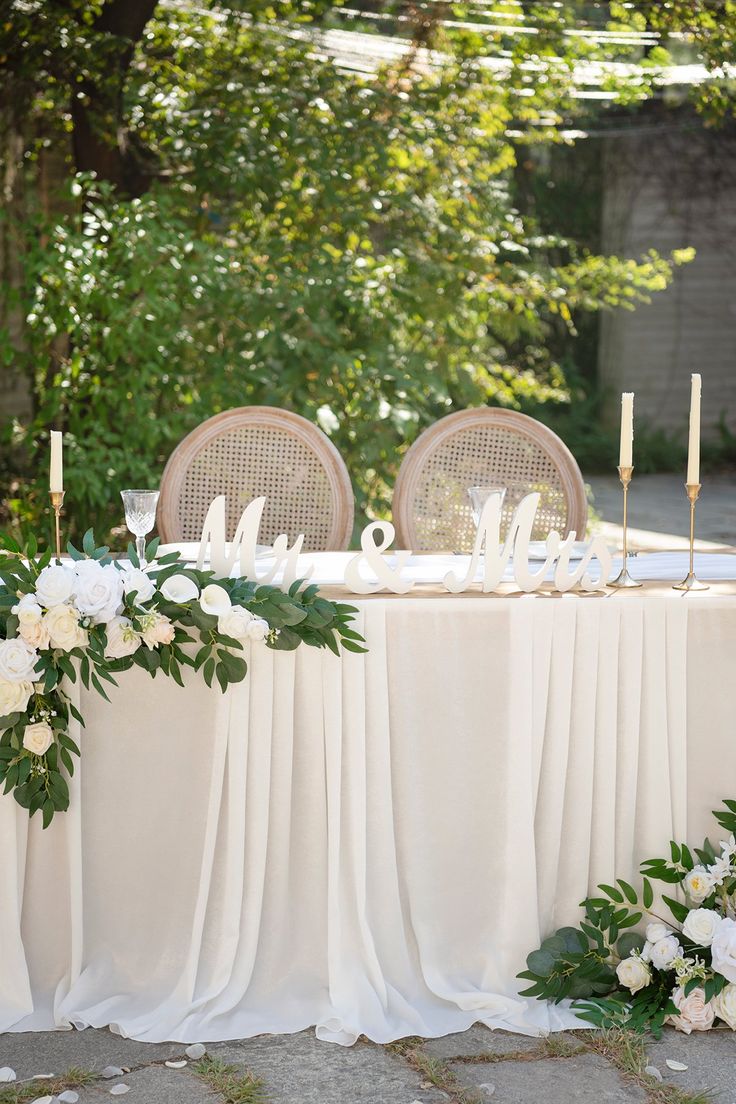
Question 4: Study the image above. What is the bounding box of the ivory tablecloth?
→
[2,577,736,1044]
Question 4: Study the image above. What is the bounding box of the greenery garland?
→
[520,799,736,1037]
[0,531,365,827]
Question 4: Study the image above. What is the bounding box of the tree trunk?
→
[69,0,159,196]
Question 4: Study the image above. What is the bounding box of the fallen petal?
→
[110,1085,130,1096]
[165,1060,188,1069]
[0,1068,16,1083]
[185,1043,206,1060]
[29,1097,54,1104]
[666,1060,689,1071]
[32,1075,55,1080]
[479,1085,496,1096]
[101,1066,124,1079]
[645,1065,663,1082]
[58,1092,80,1103]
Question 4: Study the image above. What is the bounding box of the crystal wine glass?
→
[121,489,160,568]
[468,485,507,529]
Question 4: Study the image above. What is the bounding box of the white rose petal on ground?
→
[644,1066,663,1082]
[478,1084,496,1095]
[101,1067,124,1079]
[0,1068,16,1082]
[58,1092,80,1103]
[185,1043,206,1059]
[29,1096,53,1104]
[165,1060,187,1068]
[665,1060,688,1071]
[109,1085,130,1096]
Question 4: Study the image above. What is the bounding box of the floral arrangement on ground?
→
[520,799,736,1036]
[0,531,365,826]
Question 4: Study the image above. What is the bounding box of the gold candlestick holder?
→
[609,465,642,588]
[673,483,709,592]
[50,490,65,561]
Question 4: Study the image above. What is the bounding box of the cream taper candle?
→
[50,431,63,493]
[686,374,701,485]
[619,392,634,468]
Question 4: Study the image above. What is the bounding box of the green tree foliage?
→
[0,1,731,543]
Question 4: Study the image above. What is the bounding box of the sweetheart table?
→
[2,552,736,1045]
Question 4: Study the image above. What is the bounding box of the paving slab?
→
[449,1052,648,1103]
[216,1030,447,1104]
[646,1026,736,1101]
[588,472,736,549]
[0,1029,184,1080]
[423,1025,543,1060]
[74,1064,209,1104]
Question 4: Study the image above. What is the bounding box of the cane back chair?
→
[392,408,587,551]
[158,407,354,550]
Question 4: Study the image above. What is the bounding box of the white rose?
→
[104,616,141,660]
[44,604,89,652]
[711,917,736,982]
[140,611,175,649]
[646,922,672,945]
[712,982,736,1029]
[12,594,43,625]
[19,617,50,650]
[120,567,155,605]
[683,866,715,905]
[218,606,254,640]
[34,563,74,608]
[668,986,715,1034]
[246,617,269,642]
[200,584,231,617]
[160,574,200,604]
[0,637,40,682]
[649,935,682,970]
[616,955,651,995]
[72,561,124,624]
[22,720,54,756]
[0,679,33,716]
[682,908,722,948]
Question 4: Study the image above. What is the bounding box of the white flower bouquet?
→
[520,800,736,1036]
[0,530,364,826]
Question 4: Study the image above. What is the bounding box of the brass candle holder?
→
[50,490,65,561]
[673,483,709,592]
[609,465,642,588]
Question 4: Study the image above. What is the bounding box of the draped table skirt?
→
[2,591,736,1044]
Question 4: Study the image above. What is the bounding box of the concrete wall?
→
[598,122,736,440]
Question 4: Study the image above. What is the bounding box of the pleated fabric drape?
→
[1,596,733,1044]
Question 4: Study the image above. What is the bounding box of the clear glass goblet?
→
[121,489,160,568]
[468,485,507,529]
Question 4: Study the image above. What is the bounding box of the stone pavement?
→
[1,1022,735,1104]
[587,472,736,550]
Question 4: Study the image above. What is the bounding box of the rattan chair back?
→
[158,407,354,550]
[392,408,587,551]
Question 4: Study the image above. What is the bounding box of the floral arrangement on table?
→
[0,531,364,827]
[520,799,736,1036]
